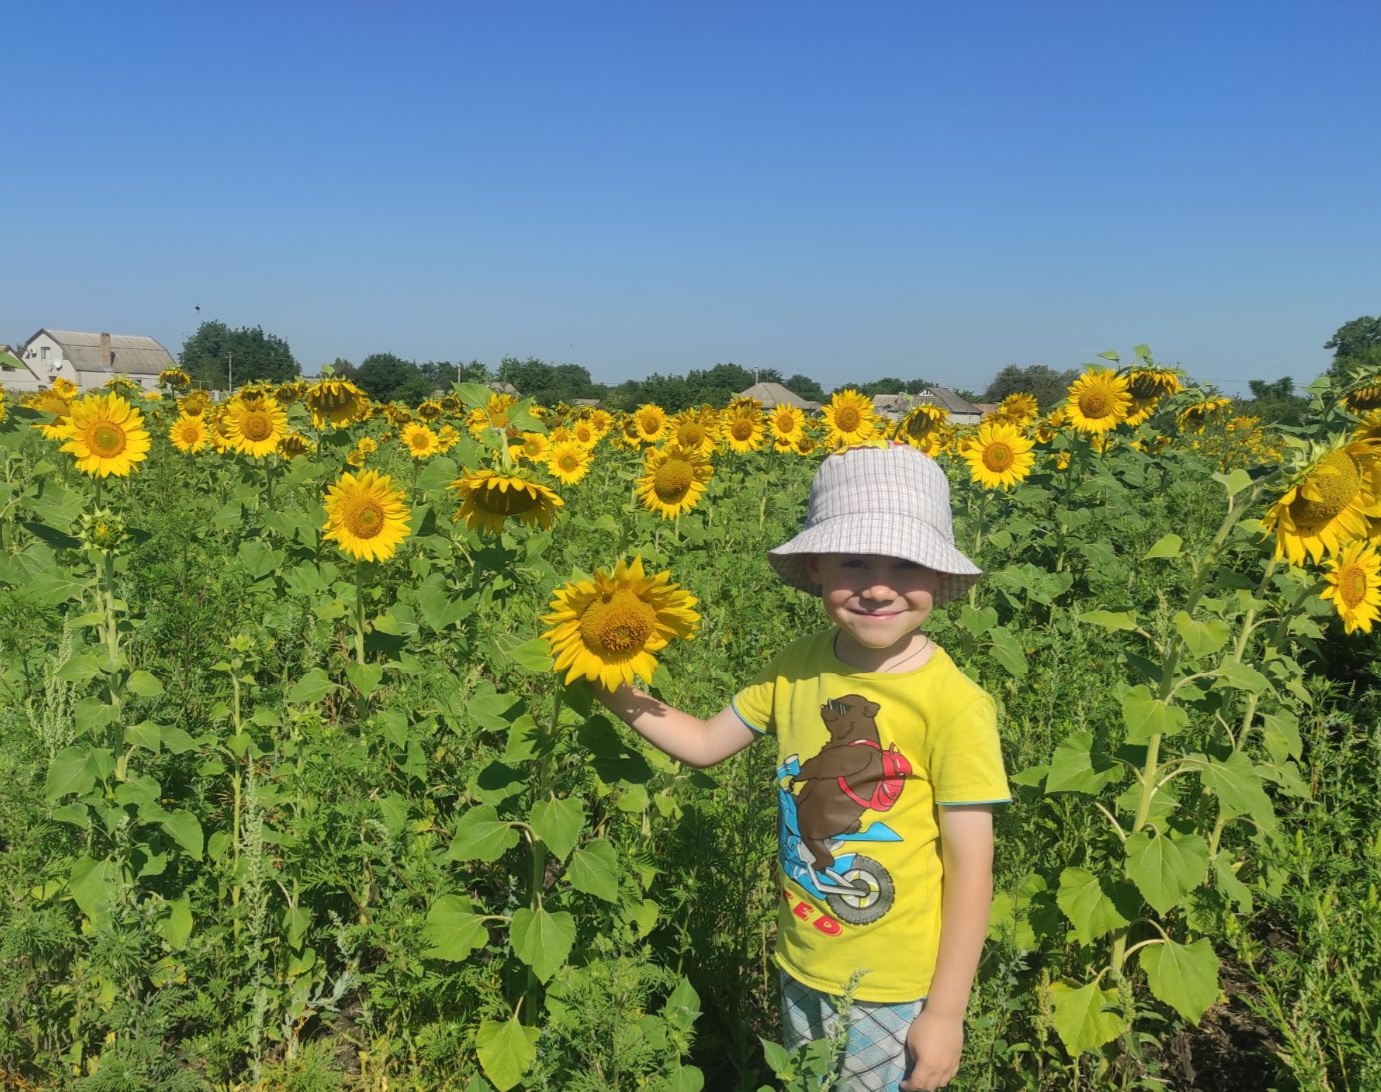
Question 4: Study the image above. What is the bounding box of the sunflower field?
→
[1,348,1379,1091]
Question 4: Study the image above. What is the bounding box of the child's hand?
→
[899,1007,963,1091]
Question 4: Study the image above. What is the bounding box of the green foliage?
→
[497,356,604,406]
[354,351,431,403]
[179,319,300,388]
[1325,313,1381,376]
[982,363,1082,408]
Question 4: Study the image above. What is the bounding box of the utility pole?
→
[227,350,234,395]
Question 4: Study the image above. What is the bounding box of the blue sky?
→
[5,1,1378,395]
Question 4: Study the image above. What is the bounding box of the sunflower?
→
[1177,396,1232,433]
[767,404,806,448]
[25,388,72,440]
[542,555,700,691]
[468,393,518,438]
[961,422,1036,490]
[571,418,601,448]
[157,369,191,392]
[208,409,233,454]
[104,376,141,396]
[449,469,563,535]
[417,399,444,422]
[548,440,593,485]
[169,414,210,454]
[322,469,411,562]
[400,422,441,459]
[895,403,948,452]
[278,433,312,459]
[994,393,1040,423]
[305,378,369,429]
[143,389,164,402]
[1128,367,1183,401]
[586,408,613,434]
[437,423,461,452]
[440,394,462,414]
[178,390,211,417]
[517,431,551,462]
[637,443,713,520]
[822,389,878,448]
[52,377,78,398]
[1065,369,1131,434]
[1321,540,1381,634]
[794,433,818,456]
[55,392,151,477]
[223,395,289,457]
[1124,395,1160,428]
[1262,439,1381,565]
[276,381,304,404]
[671,410,720,454]
[632,404,670,444]
[722,407,766,453]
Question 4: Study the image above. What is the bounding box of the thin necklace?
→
[836,631,931,672]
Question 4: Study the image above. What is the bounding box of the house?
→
[16,329,177,393]
[871,393,915,420]
[914,386,984,426]
[735,381,821,412]
[0,344,26,384]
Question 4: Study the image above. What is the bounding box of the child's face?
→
[806,554,939,651]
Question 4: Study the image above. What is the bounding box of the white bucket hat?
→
[768,443,981,606]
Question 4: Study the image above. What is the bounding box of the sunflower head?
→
[224,394,289,457]
[962,421,1036,491]
[542,556,700,691]
[1177,396,1232,433]
[1344,382,1381,415]
[55,391,152,477]
[822,390,877,448]
[278,432,313,459]
[417,399,444,422]
[1127,368,1183,400]
[1321,540,1381,634]
[632,404,670,443]
[306,378,370,429]
[77,507,129,555]
[547,440,593,485]
[1262,437,1381,565]
[637,443,713,520]
[721,407,765,453]
[322,469,412,562]
[169,413,210,454]
[994,393,1039,422]
[158,368,192,391]
[1064,368,1131,434]
[400,422,441,459]
[449,469,564,535]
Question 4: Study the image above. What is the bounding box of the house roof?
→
[0,348,24,372]
[736,381,816,409]
[871,393,914,416]
[915,386,982,414]
[25,329,176,375]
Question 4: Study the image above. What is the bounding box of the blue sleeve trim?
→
[937,798,1012,806]
[729,699,767,735]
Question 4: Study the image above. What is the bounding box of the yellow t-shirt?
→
[731,629,1010,1002]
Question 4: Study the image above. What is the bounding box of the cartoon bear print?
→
[792,694,911,871]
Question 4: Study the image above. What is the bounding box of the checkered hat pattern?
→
[767,443,981,606]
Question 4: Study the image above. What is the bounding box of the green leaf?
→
[1213,468,1253,497]
[530,796,586,861]
[416,455,460,493]
[1045,731,1123,795]
[1143,534,1183,560]
[345,662,383,697]
[957,603,999,637]
[56,653,105,682]
[160,725,198,754]
[1140,937,1219,1022]
[566,837,621,902]
[445,804,519,862]
[423,894,488,961]
[474,1016,539,1092]
[1120,686,1188,743]
[69,854,116,926]
[1049,980,1125,1056]
[1174,612,1230,658]
[1056,867,1135,946]
[45,747,95,802]
[987,626,1028,679]
[126,669,164,698]
[1125,830,1209,914]
[506,637,554,673]
[1077,609,1140,632]
[124,720,163,753]
[1260,709,1302,764]
[1213,659,1272,694]
[158,896,194,950]
[1196,750,1277,830]
[623,897,660,939]
[161,810,204,859]
[287,668,336,704]
[1213,854,1253,913]
[378,794,410,835]
[509,906,575,983]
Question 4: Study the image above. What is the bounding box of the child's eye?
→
[840,557,867,569]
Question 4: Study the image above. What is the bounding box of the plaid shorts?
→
[780,970,925,1092]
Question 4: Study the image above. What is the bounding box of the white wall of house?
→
[19,332,80,387]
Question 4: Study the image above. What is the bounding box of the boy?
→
[598,443,1009,1092]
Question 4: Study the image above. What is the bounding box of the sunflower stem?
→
[523,687,561,1023]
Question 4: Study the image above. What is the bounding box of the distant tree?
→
[982,364,1080,409]
[955,389,982,404]
[328,357,357,378]
[1325,315,1381,377]
[497,356,602,406]
[355,353,428,404]
[418,359,490,391]
[783,373,827,403]
[180,321,300,389]
[1237,376,1310,426]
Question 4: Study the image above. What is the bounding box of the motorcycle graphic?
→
[777,755,901,926]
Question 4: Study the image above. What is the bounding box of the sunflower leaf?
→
[1213,468,1253,497]
[1174,612,1230,658]
[422,894,488,961]
[1121,686,1188,743]
[1124,830,1208,914]
[530,796,586,860]
[1195,750,1277,830]
[1143,534,1183,560]
[1045,732,1123,795]
[474,1015,539,1092]
[509,906,575,983]
[507,637,554,673]
[1140,937,1219,1023]
[566,838,621,902]
[1078,609,1140,631]
[1056,867,1137,946]
[987,626,1028,679]
[446,805,520,862]
[1049,980,1126,1056]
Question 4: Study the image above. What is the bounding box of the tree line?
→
[176,314,1381,423]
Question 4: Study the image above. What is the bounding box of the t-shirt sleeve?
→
[730,655,779,735]
[928,693,1011,805]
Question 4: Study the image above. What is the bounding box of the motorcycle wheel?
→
[825,855,895,926]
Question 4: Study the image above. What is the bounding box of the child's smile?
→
[808,553,939,668]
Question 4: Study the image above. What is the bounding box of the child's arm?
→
[596,683,759,768]
[901,804,995,1092]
